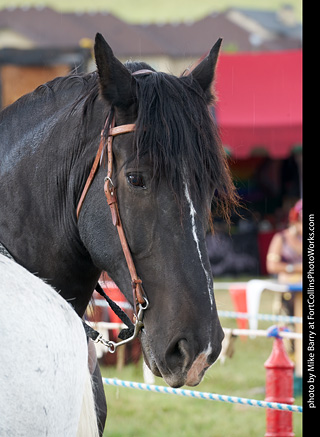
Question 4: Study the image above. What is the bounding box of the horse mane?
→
[1,63,238,223]
[124,61,239,223]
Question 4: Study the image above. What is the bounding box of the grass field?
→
[0,0,302,23]
[100,285,303,436]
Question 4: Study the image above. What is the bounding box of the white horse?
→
[0,254,99,437]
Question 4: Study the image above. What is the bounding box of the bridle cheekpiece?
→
[77,70,154,352]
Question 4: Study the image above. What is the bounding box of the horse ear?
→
[94,33,136,109]
[190,38,222,102]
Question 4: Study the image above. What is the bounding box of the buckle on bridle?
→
[95,297,149,353]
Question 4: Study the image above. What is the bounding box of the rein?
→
[77,69,154,352]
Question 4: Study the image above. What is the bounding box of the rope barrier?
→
[92,300,302,323]
[92,299,132,310]
[218,310,302,324]
[102,378,302,413]
[87,322,302,340]
[223,327,302,340]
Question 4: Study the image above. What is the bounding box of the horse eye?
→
[127,173,146,189]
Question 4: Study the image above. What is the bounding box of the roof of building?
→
[0,7,302,56]
[132,13,267,56]
[232,7,302,40]
[0,7,164,56]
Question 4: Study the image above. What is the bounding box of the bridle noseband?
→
[77,70,154,350]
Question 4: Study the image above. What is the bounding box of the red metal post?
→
[264,336,295,437]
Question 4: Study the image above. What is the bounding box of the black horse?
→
[0,33,238,434]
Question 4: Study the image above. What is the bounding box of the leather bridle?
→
[76,113,146,311]
[76,69,154,314]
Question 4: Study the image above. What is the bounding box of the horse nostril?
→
[165,338,192,372]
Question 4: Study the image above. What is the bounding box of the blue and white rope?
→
[103,378,302,413]
[93,300,302,324]
[218,310,302,324]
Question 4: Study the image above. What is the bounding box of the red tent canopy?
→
[214,50,302,159]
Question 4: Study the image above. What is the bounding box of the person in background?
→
[266,199,302,357]
[266,199,302,285]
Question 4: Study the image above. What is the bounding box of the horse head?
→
[78,34,237,388]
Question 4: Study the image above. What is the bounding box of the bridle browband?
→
[77,70,154,350]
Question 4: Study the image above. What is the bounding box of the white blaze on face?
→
[184,183,214,310]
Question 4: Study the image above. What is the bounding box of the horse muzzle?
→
[140,330,223,388]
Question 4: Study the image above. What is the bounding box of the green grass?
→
[100,287,302,436]
[0,0,302,23]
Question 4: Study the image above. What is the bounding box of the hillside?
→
[0,0,302,23]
